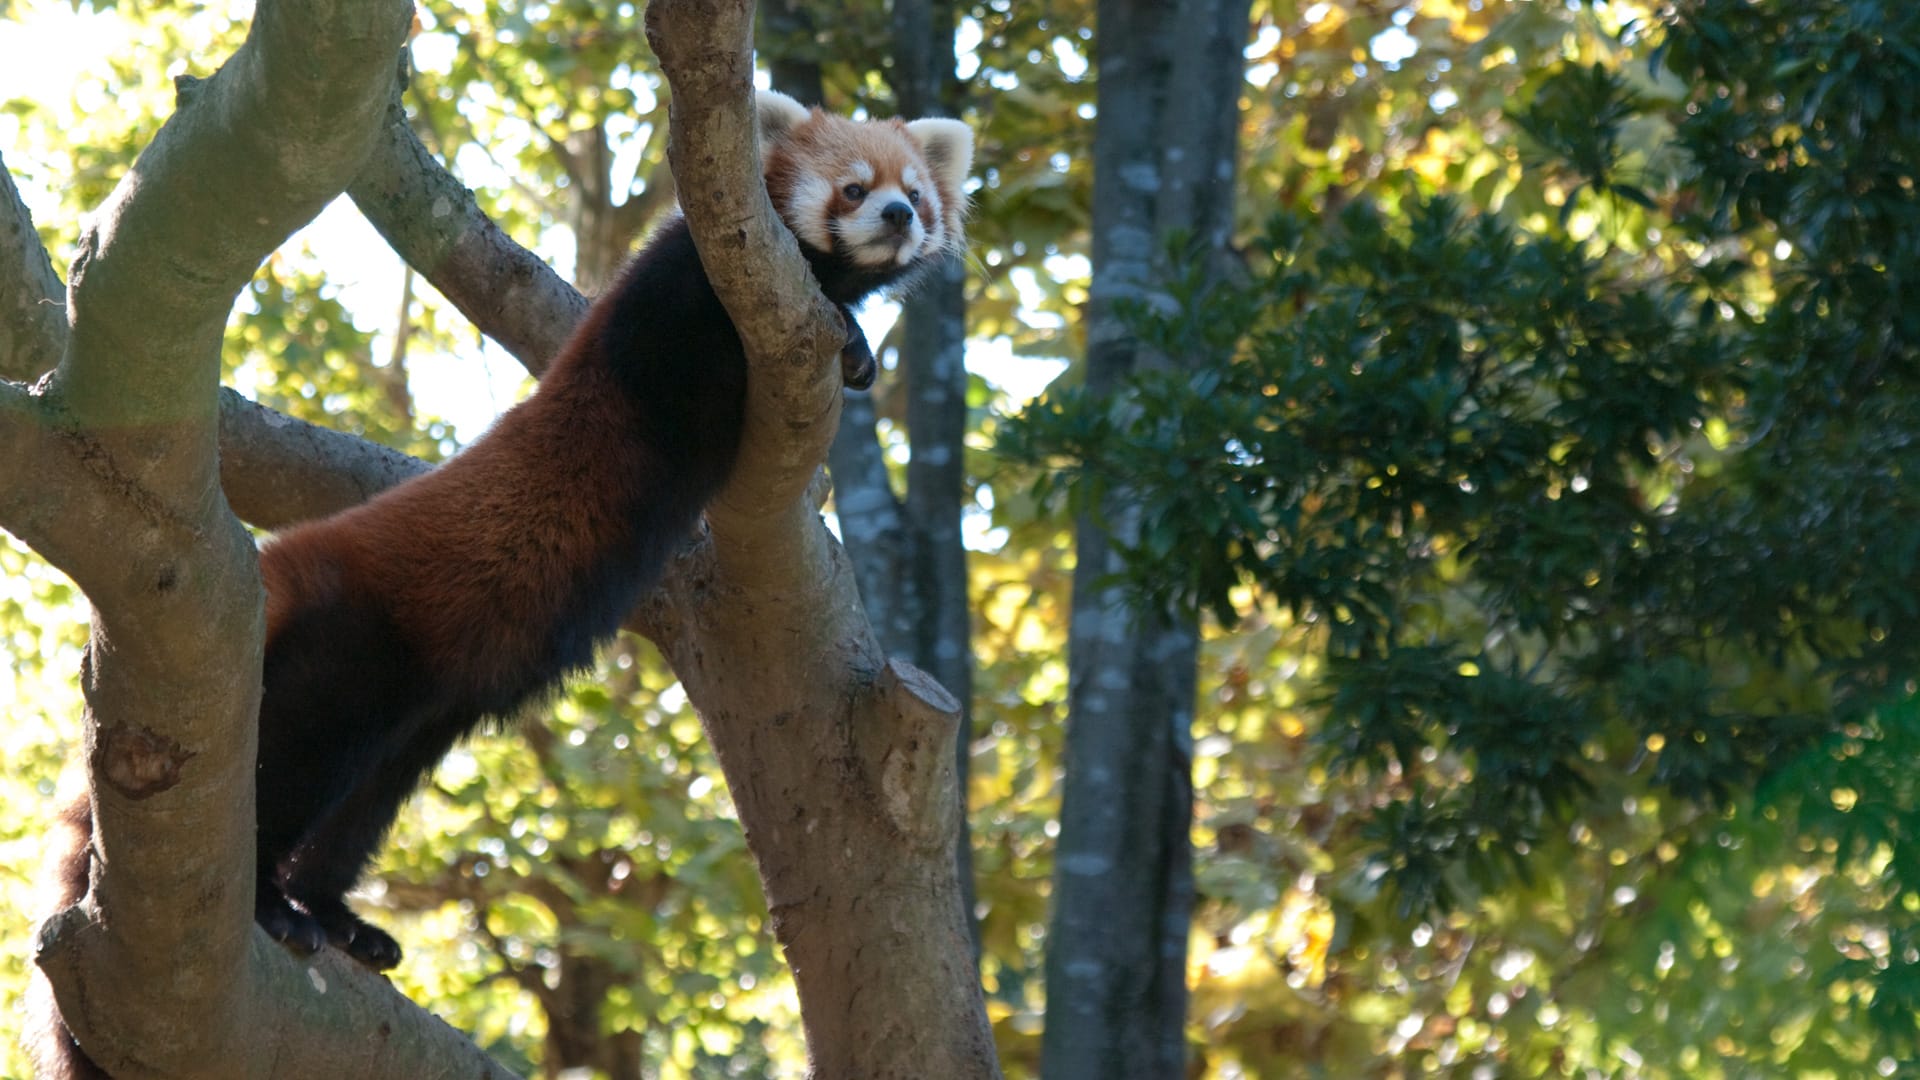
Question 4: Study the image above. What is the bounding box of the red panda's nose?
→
[880,201,915,232]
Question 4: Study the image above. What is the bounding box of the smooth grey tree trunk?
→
[1041,1,1252,1077]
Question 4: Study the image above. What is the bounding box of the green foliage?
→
[229,254,457,459]
[20,0,1919,1074]
[1010,0,1920,1070]
[374,642,806,1076]
[0,538,86,1080]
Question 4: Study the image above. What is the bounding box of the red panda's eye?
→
[908,189,922,205]
[843,183,867,200]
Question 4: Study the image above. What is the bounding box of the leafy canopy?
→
[1010,0,1920,1063]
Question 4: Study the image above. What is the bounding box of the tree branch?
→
[217,388,431,529]
[0,379,50,526]
[8,0,522,1075]
[0,152,66,384]
[0,155,66,525]
[349,83,587,376]
[640,1,1000,1074]
[647,0,847,521]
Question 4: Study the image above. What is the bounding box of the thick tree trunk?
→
[1,1,521,1075]
[1041,1,1251,1077]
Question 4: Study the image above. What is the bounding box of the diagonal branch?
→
[217,388,431,528]
[0,153,66,385]
[349,84,587,376]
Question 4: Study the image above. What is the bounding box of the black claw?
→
[256,893,326,955]
[841,346,878,391]
[347,924,403,971]
[303,895,406,971]
[259,882,401,968]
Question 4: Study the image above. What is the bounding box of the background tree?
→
[1011,0,1920,1073]
[1037,1,1252,1077]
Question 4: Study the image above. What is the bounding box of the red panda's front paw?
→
[837,302,877,390]
[841,340,877,390]
[255,885,327,955]
[342,922,402,970]
[300,894,405,971]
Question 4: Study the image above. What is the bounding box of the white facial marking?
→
[903,165,920,188]
[850,161,876,186]
[788,174,835,250]
[838,182,931,268]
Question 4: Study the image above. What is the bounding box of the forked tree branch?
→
[2,150,432,533]
[6,0,520,1073]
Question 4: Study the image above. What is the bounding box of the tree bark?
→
[2,0,520,1074]
[1041,1,1251,1077]
[0,153,65,384]
[639,3,1000,1071]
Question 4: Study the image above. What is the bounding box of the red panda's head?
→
[756,90,974,302]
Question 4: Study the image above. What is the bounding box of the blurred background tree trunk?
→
[1041,0,1251,1076]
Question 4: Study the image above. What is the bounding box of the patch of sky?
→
[1052,37,1088,80]
[1247,23,1283,88]
[956,18,984,80]
[412,32,458,76]
[1370,25,1420,69]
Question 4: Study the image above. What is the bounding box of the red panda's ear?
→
[905,117,974,200]
[756,90,812,150]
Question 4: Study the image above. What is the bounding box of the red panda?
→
[33,90,971,1078]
